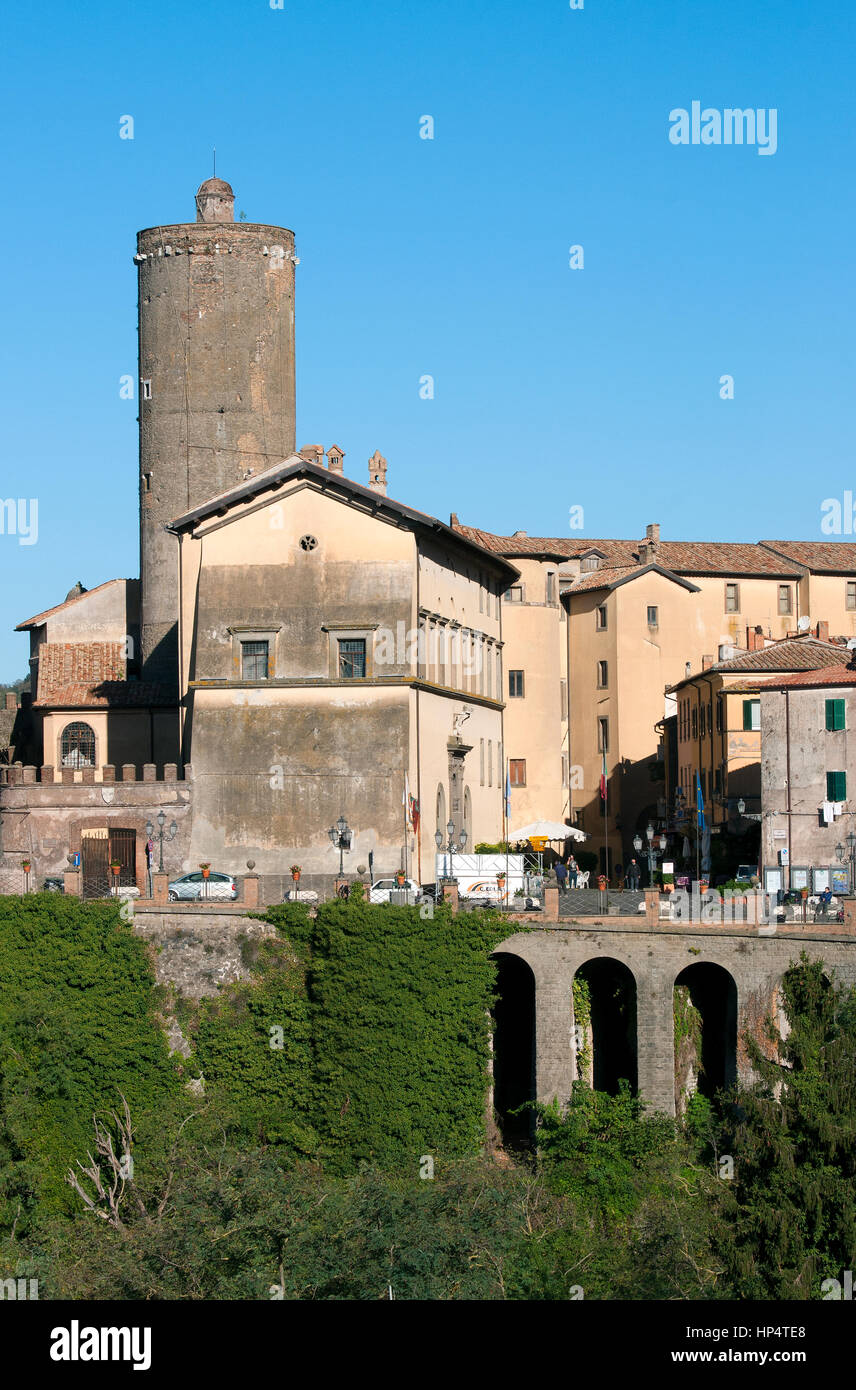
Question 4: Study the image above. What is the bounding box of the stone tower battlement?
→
[136,178,297,685]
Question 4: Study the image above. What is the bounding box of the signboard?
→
[813,867,831,893]
[778,848,789,865]
[790,866,809,891]
[662,861,674,875]
[831,866,850,894]
[764,867,782,893]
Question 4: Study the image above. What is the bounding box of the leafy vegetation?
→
[0,900,853,1301]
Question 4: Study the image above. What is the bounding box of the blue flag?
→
[696,771,706,831]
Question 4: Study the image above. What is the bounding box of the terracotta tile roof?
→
[16,579,129,631]
[714,638,849,673]
[565,566,638,593]
[35,681,175,709]
[653,542,801,576]
[37,642,125,700]
[450,525,804,576]
[765,664,856,689]
[760,540,856,573]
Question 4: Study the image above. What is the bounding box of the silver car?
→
[168,870,238,901]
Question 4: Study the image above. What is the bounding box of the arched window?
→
[60,721,96,768]
[436,783,446,840]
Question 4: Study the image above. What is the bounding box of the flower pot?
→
[201,868,210,879]
[111,864,121,876]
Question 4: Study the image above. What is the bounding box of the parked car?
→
[168,871,238,901]
[369,877,421,904]
[42,877,65,893]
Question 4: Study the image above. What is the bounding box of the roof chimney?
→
[326,445,345,475]
[816,620,830,643]
[701,654,714,671]
[368,450,388,496]
[299,445,324,467]
[646,522,660,548]
[450,512,460,529]
[746,625,764,652]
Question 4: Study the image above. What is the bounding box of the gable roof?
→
[670,637,850,693]
[764,663,856,690]
[16,578,129,632]
[167,456,520,581]
[566,563,701,595]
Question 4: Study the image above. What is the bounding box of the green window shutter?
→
[743,700,752,731]
[826,698,846,732]
[827,770,847,801]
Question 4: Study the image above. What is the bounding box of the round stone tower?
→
[136,176,297,684]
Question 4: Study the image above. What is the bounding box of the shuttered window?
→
[826,770,847,801]
[825,698,846,732]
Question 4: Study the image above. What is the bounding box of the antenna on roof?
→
[797,615,811,631]
[213,146,216,177]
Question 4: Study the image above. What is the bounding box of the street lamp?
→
[435,821,467,881]
[737,797,746,815]
[145,809,177,873]
[328,813,353,877]
[633,823,668,887]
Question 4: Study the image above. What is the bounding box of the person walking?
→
[567,855,579,888]
[626,858,641,890]
[555,859,568,891]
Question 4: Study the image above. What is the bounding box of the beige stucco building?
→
[168,453,516,888]
[452,520,856,874]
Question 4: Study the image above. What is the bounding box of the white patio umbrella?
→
[508,820,588,842]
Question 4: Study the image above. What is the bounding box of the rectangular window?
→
[598,717,609,752]
[715,698,723,732]
[596,604,607,630]
[503,586,524,603]
[510,759,526,787]
[778,584,792,615]
[480,738,485,786]
[742,698,760,731]
[700,706,706,738]
[141,378,152,400]
[714,768,722,794]
[847,581,856,611]
[546,572,556,603]
[560,677,567,710]
[488,740,493,786]
[561,754,568,788]
[725,583,740,613]
[827,770,847,802]
[508,669,525,698]
[647,605,658,627]
[691,707,698,739]
[338,638,366,678]
[241,640,269,680]
[701,770,707,798]
[597,660,608,688]
[825,698,846,731]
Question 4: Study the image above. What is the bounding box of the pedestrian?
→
[567,855,579,888]
[555,859,568,891]
[626,858,641,890]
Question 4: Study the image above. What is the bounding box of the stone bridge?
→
[492,919,856,1118]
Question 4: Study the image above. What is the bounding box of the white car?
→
[369,877,422,904]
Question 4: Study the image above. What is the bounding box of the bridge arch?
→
[573,956,638,1095]
[673,962,737,1109]
[491,951,536,1146]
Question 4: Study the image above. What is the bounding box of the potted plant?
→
[661,871,675,894]
[110,860,122,877]
[290,864,301,882]
[21,859,31,875]
[200,863,211,880]
[395,868,406,887]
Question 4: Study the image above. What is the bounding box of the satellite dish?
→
[847,638,856,650]
[797,616,811,631]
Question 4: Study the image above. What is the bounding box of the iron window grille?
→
[241,640,269,680]
[339,638,367,678]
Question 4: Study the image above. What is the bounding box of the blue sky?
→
[1,0,854,677]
